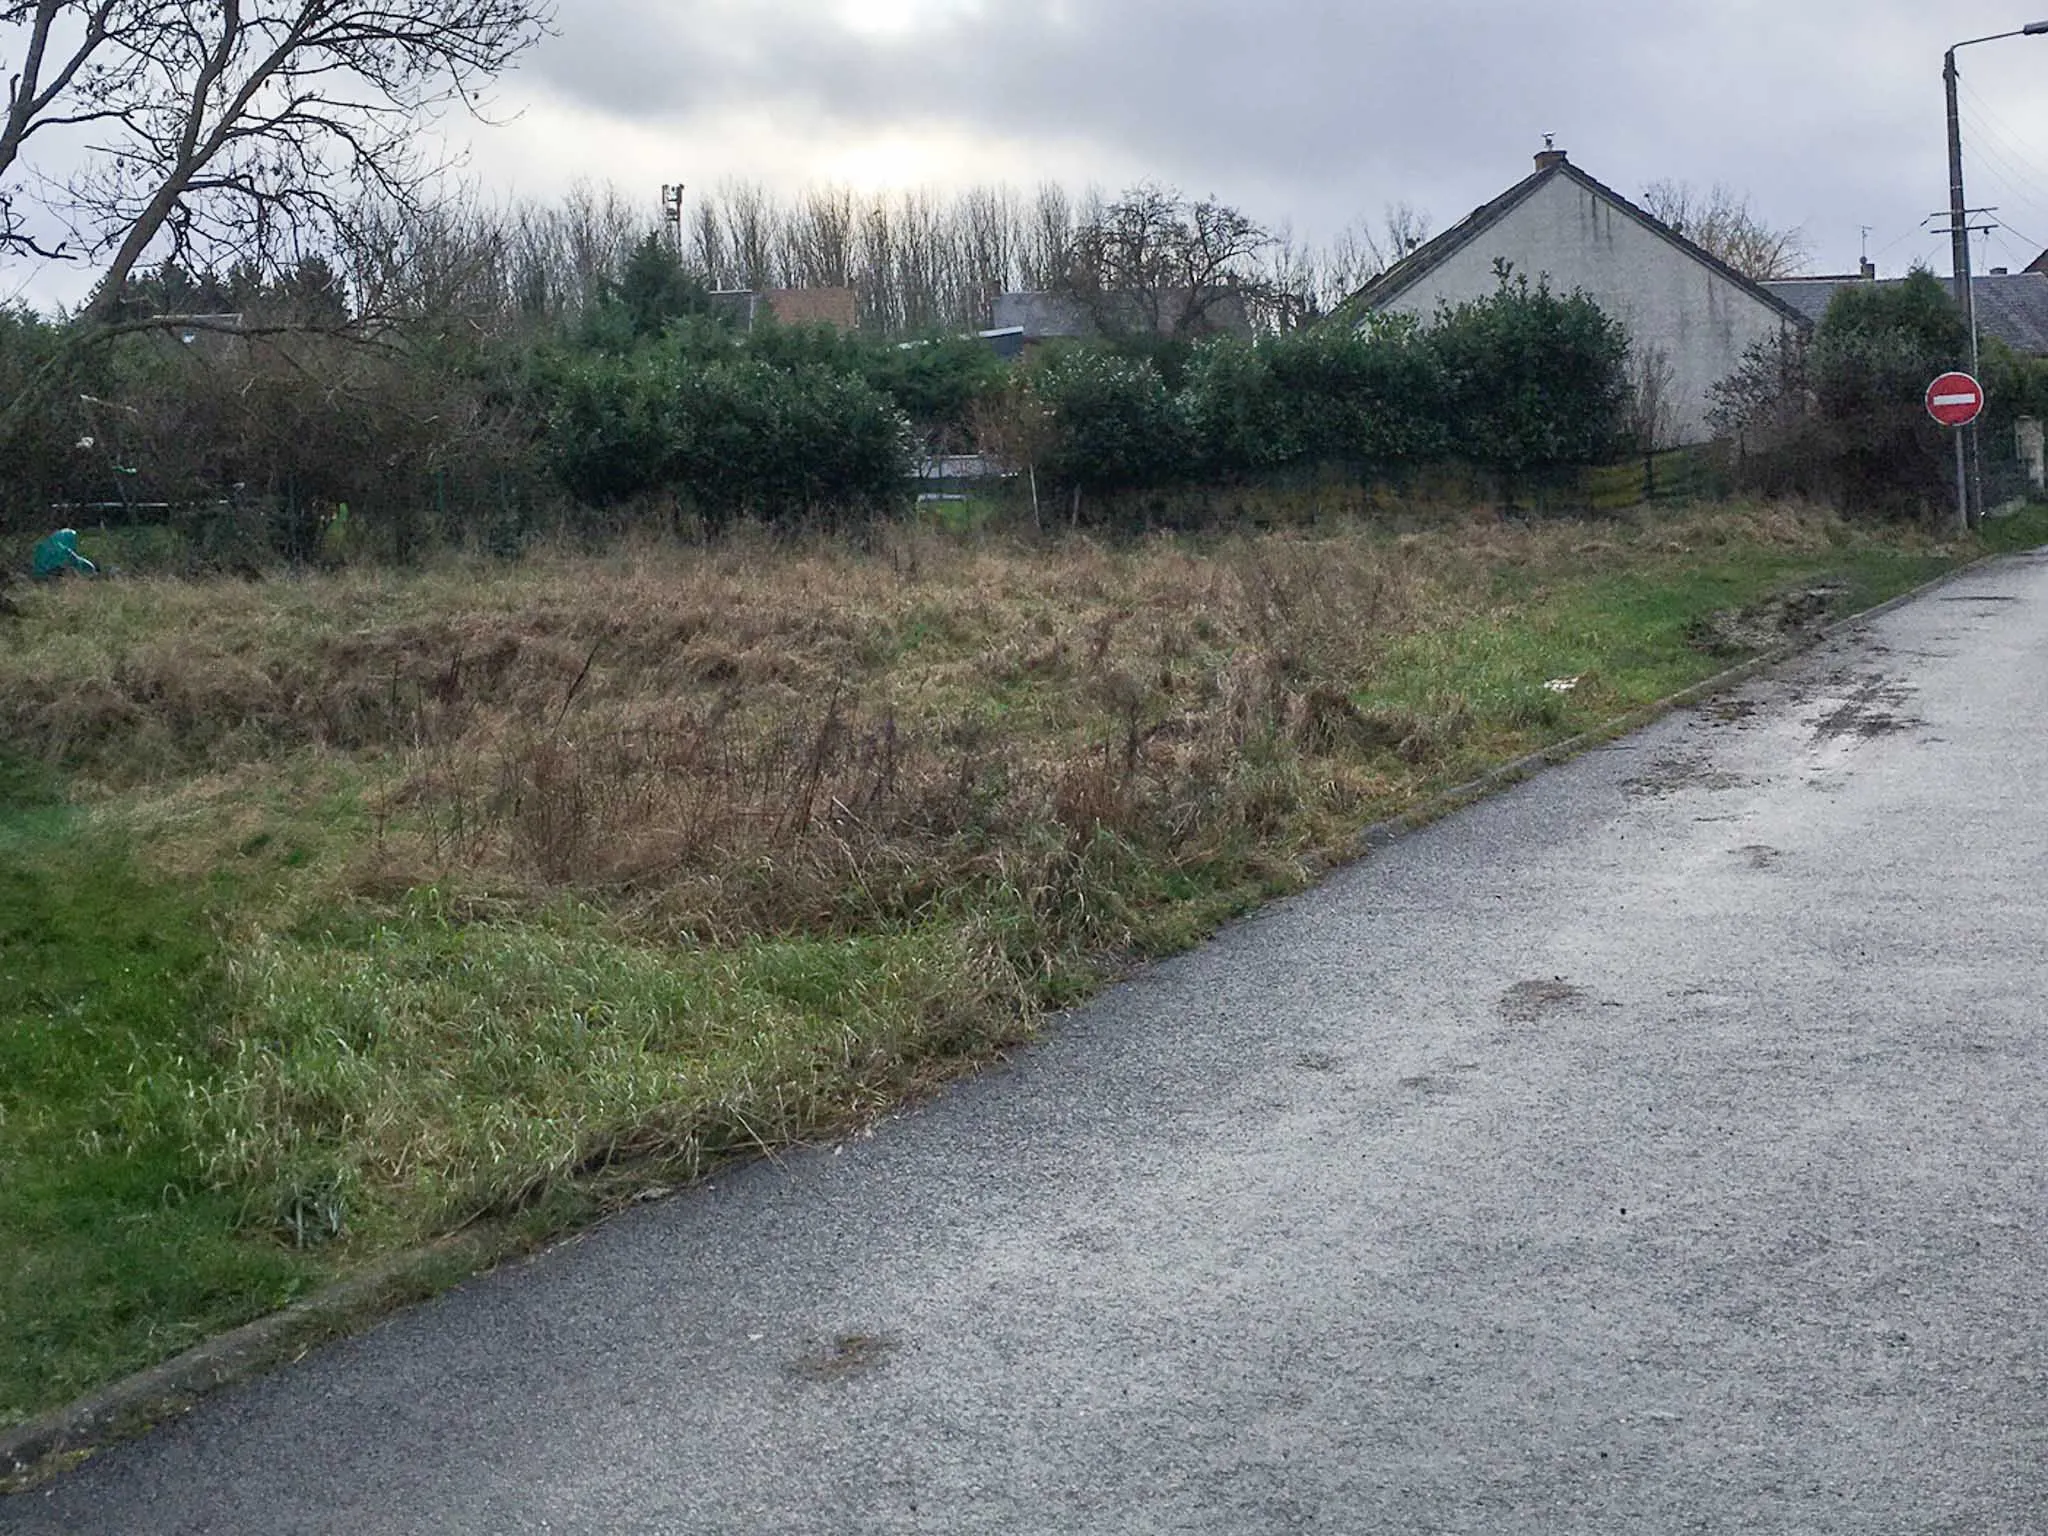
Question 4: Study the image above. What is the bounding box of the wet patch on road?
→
[1809,674,1922,743]
[1622,753,1751,797]
[788,1332,898,1382]
[1499,978,1589,1025]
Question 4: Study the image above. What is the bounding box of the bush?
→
[1026,347,1190,499]
[1425,268,1632,482]
[1265,320,1452,466]
[1181,337,1291,478]
[541,347,913,522]
[1714,269,1970,517]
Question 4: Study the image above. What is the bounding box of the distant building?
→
[1764,270,2048,358]
[1346,147,1810,446]
[2028,249,2048,277]
[990,288,1255,350]
[707,287,859,332]
[977,326,1027,361]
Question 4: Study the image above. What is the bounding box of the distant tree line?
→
[0,231,1640,556]
[302,178,1409,340]
[0,155,1844,559]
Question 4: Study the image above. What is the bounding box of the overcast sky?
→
[450,0,2048,282]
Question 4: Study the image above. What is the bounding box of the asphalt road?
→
[10,552,2048,1535]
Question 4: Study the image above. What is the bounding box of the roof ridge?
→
[1345,158,1809,329]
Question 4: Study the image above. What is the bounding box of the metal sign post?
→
[1927,371,1986,531]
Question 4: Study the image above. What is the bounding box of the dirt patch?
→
[1396,1072,1465,1101]
[1736,844,1782,870]
[1499,978,1589,1025]
[1809,674,1921,743]
[1688,583,1846,657]
[1701,697,1764,726]
[788,1332,898,1383]
[1623,754,1750,798]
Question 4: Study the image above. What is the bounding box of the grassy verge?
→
[2,499,2041,1432]
[0,768,322,1426]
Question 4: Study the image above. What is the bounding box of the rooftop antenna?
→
[1860,226,1872,262]
[1543,132,1556,150]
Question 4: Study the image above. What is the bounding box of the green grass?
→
[4,502,2044,1435]
[1363,539,1978,783]
[0,774,325,1426]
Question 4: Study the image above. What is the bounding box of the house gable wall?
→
[1372,173,1793,446]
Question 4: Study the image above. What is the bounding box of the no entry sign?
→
[1926,371,1985,428]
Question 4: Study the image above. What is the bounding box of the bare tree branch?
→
[1640,180,1809,282]
[0,0,551,319]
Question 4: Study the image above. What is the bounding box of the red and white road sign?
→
[1926,371,1985,428]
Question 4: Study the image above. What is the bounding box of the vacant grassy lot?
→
[3,500,2039,1430]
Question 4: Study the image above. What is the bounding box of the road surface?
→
[9,552,2048,1534]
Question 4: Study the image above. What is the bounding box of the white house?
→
[1350,148,1809,446]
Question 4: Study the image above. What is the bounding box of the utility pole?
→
[1945,46,1979,529]
[1943,22,2048,528]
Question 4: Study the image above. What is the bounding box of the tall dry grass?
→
[1,504,1873,948]
[3,501,1948,1245]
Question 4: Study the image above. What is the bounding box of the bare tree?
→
[783,184,854,289]
[1019,180,1073,292]
[1060,183,1274,338]
[1640,180,1809,282]
[1627,343,1677,454]
[0,0,553,330]
[721,179,776,292]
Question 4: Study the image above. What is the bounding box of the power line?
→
[1955,86,2048,233]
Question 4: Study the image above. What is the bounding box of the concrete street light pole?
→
[1945,22,2048,528]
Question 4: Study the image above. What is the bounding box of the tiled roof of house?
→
[1762,272,2048,357]
[763,287,858,330]
[1347,155,1811,329]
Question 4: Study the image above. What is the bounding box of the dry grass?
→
[0,502,1966,1244]
[5,504,1871,936]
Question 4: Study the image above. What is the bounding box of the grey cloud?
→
[521,0,2048,272]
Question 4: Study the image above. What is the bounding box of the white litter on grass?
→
[1544,676,1582,694]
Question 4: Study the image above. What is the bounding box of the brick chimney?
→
[1535,143,1568,172]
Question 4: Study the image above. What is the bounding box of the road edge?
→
[0,543,2020,1495]
[1347,552,2008,854]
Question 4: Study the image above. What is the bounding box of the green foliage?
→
[860,333,1010,443]
[1424,268,1633,477]
[0,308,111,534]
[613,232,717,342]
[1138,283,1624,496]
[1180,337,1292,476]
[1266,318,1452,465]
[1025,346,1190,496]
[1980,336,2048,430]
[1807,272,1966,515]
[540,346,912,520]
[1716,270,1971,517]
